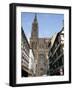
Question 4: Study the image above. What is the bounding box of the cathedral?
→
[30,14,51,76]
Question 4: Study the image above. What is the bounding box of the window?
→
[39,54,45,65]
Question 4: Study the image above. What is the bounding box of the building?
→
[47,27,64,75]
[21,27,32,77]
[21,14,64,77]
[29,48,36,76]
[30,14,51,76]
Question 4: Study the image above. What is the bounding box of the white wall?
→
[29,49,34,70]
[0,0,72,89]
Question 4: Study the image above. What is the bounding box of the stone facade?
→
[30,14,51,76]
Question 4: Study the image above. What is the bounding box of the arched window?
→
[39,54,45,65]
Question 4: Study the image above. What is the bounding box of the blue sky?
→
[21,12,64,40]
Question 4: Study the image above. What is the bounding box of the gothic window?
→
[39,43,44,49]
[39,54,45,65]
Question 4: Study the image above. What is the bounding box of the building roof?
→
[51,33,58,47]
[49,26,64,51]
[21,27,30,48]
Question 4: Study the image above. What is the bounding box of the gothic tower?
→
[30,14,38,76]
[30,14,38,50]
[30,14,50,76]
[31,14,38,39]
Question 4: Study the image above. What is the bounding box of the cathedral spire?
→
[31,13,38,39]
[34,13,37,22]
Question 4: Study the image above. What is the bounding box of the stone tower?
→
[30,14,38,51]
[31,14,38,39]
[30,14,38,76]
[30,14,50,76]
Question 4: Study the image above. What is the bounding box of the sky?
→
[21,12,64,41]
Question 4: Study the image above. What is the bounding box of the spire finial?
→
[34,13,37,22]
